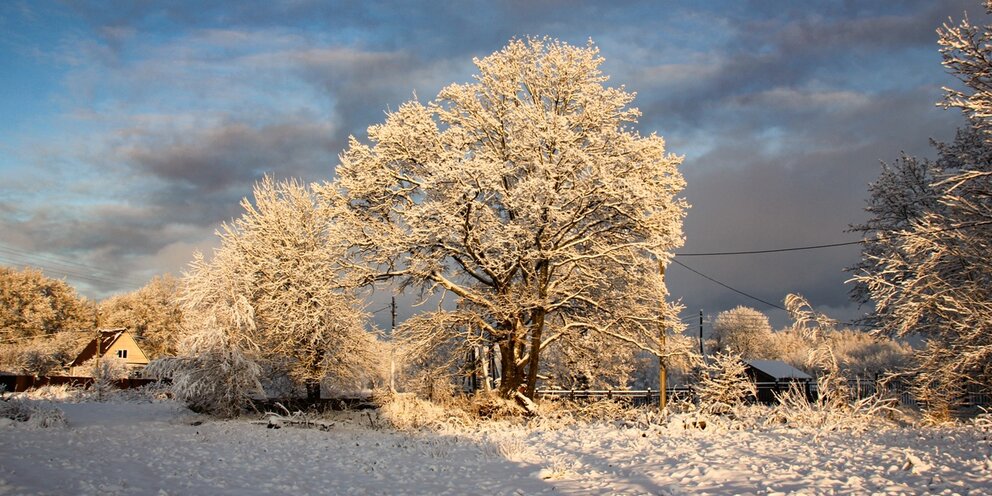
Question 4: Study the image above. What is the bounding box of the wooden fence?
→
[0,374,164,393]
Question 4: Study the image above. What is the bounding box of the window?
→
[117,349,127,359]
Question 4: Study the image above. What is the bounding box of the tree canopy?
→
[323,38,687,398]
[0,266,95,342]
[178,177,379,396]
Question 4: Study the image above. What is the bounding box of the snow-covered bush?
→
[766,295,912,380]
[542,332,639,390]
[465,392,524,420]
[0,331,87,376]
[827,329,914,379]
[695,352,756,414]
[480,433,533,463]
[530,396,645,429]
[148,327,264,418]
[973,407,992,432]
[373,390,469,431]
[773,347,898,434]
[85,356,130,398]
[0,398,67,428]
[0,397,34,422]
[22,384,81,401]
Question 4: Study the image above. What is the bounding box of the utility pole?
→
[699,309,704,357]
[659,260,667,412]
[389,296,397,393]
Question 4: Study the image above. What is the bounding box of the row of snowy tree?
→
[706,305,912,380]
[0,268,184,375]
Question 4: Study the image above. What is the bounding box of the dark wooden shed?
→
[744,360,814,403]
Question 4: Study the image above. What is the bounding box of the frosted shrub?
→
[148,327,264,418]
[87,357,130,399]
[480,433,532,462]
[0,398,67,428]
[26,404,67,428]
[539,455,577,480]
[696,352,756,414]
[374,391,468,431]
[0,398,34,422]
[773,349,897,434]
[574,399,640,423]
[468,392,524,420]
[25,384,82,401]
[973,407,992,432]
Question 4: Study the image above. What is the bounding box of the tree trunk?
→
[498,341,522,395]
[524,308,546,399]
[480,345,492,393]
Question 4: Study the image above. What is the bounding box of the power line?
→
[0,255,144,289]
[670,258,874,329]
[0,244,147,288]
[670,259,787,311]
[0,244,123,274]
[674,220,992,257]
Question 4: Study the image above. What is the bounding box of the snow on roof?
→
[745,360,813,380]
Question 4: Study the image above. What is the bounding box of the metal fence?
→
[536,387,695,407]
[837,378,990,409]
[538,379,991,410]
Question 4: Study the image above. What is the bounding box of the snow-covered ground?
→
[1,398,990,495]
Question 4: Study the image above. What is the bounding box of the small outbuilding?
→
[68,329,150,377]
[744,359,814,403]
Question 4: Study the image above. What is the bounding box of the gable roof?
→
[68,328,134,367]
[745,360,813,380]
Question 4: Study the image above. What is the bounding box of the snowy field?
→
[1,398,991,495]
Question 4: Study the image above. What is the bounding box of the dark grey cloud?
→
[120,118,338,193]
[630,0,985,136]
[667,87,962,327]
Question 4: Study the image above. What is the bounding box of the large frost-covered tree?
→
[323,38,687,399]
[939,1,992,135]
[179,177,379,400]
[855,169,992,406]
[851,2,992,409]
[847,153,942,309]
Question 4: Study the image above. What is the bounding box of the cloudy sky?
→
[0,1,983,329]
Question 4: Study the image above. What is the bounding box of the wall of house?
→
[69,332,149,377]
[102,333,149,367]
